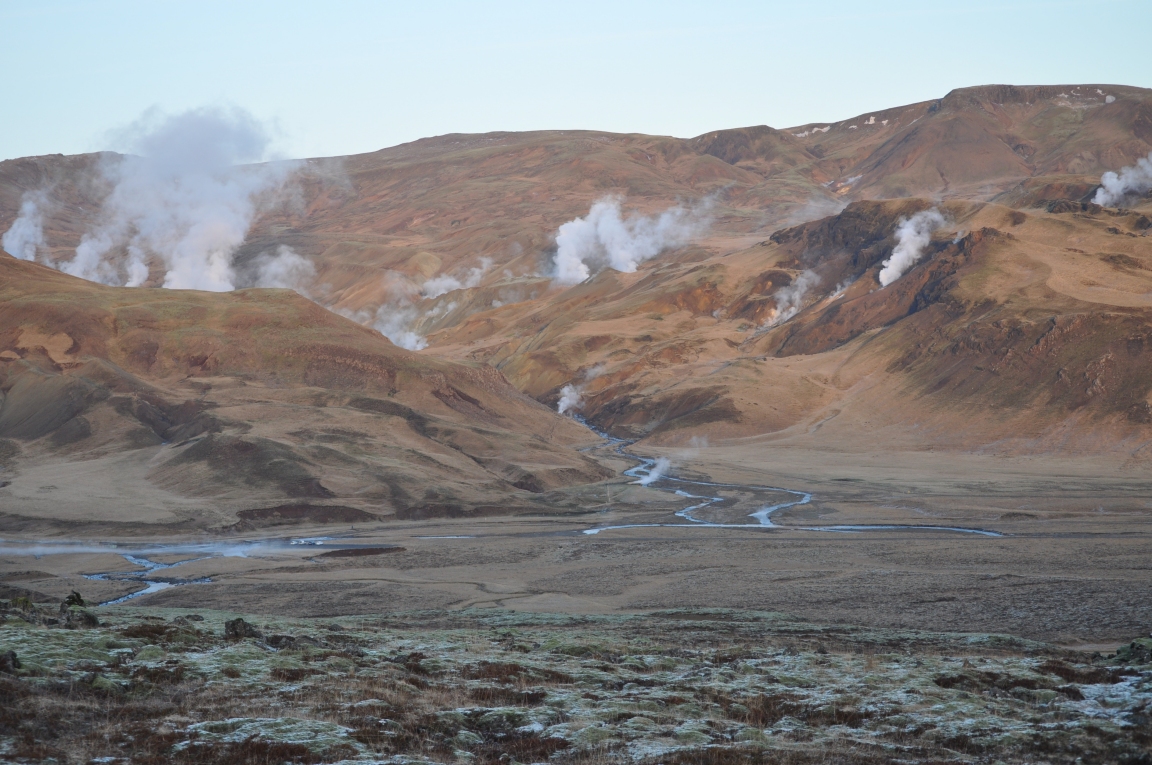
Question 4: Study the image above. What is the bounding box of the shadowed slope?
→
[0,256,610,530]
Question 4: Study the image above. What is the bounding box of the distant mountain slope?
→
[2,83,1151,474]
[785,84,1152,201]
[424,197,1152,456]
[0,256,609,529]
[3,84,1149,320]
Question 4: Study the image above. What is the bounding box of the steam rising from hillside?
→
[250,245,316,294]
[557,384,583,415]
[1094,151,1152,207]
[366,272,427,350]
[553,196,708,285]
[556,363,611,415]
[59,106,301,291]
[422,257,491,298]
[1,190,49,261]
[764,270,819,328]
[373,305,427,351]
[878,208,945,286]
[334,259,500,352]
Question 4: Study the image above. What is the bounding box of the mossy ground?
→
[0,603,1149,764]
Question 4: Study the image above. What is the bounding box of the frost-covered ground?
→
[1,601,1149,764]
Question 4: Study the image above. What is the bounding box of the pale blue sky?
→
[2,0,1149,162]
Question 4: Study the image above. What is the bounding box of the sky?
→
[2,0,1150,162]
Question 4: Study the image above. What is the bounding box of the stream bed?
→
[1,423,1000,605]
[577,416,1002,537]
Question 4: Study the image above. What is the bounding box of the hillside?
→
[0,256,608,531]
[429,198,1152,456]
[2,83,1152,528]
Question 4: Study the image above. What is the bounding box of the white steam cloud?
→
[336,260,496,352]
[878,208,946,287]
[635,456,671,486]
[370,272,427,350]
[1094,151,1152,207]
[337,302,428,352]
[2,189,50,262]
[59,106,298,290]
[553,196,708,285]
[557,384,583,415]
[763,270,819,328]
[421,257,492,299]
[829,276,856,299]
[373,305,427,351]
[556,364,611,415]
[251,245,316,295]
[334,271,428,351]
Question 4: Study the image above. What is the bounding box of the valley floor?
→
[3,442,1151,646]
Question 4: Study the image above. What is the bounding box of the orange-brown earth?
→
[2,85,1152,502]
[3,85,1152,642]
[4,83,1149,318]
[439,198,1152,458]
[0,256,609,530]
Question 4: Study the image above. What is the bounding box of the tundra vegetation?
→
[1,599,1149,764]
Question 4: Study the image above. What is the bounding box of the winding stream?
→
[0,538,335,606]
[576,416,1002,537]
[2,422,1000,605]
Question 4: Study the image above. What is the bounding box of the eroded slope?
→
[0,257,610,530]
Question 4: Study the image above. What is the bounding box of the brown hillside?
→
[2,83,1152,522]
[3,84,1149,323]
[423,196,1152,455]
[0,256,609,529]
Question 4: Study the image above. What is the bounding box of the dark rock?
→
[224,618,262,641]
[0,650,19,673]
[266,634,297,649]
[62,591,86,609]
[63,608,100,629]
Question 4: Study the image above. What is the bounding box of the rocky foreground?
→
[1,598,1150,764]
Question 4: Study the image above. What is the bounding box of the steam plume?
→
[421,257,492,298]
[371,272,427,350]
[829,276,856,299]
[60,106,297,290]
[373,305,427,351]
[636,457,671,486]
[557,384,583,415]
[878,208,945,287]
[251,245,316,294]
[338,261,496,352]
[763,270,819,328]
[553,196,708,285]
[1094,151,1152,207]
[2,190,49,262]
